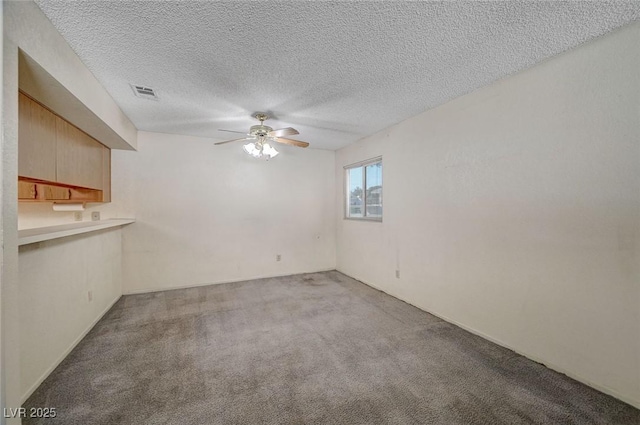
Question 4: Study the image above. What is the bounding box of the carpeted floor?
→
[24,271,639,424]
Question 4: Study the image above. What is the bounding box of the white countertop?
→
[18,219,135,246]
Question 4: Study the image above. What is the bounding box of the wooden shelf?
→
[18,219,135,246]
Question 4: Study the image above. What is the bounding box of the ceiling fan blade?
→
[269,127,299,138]
[275,137,309,148]
[214,137,250,145]
[218,129,248,135]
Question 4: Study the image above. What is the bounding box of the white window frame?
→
[344,156,382,222]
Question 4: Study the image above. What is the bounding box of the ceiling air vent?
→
[130,83,159,100]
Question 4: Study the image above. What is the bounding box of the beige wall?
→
[19,229,123,402]
[120,132,336,294]
[3,12,21,425]
[335,22,640,407]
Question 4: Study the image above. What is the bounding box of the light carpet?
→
[24,271,639,424]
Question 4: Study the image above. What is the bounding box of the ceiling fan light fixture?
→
[242,140,279,160]
[215,113,307,154]
[243,142,260,157]
[262,142,279,158]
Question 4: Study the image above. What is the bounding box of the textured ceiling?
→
[35,1,640,150]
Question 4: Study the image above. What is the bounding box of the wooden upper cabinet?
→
[18,91,112,202]
[55,117,104,190]
[18,93,57,181]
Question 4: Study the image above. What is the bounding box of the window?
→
[345,157,382,220]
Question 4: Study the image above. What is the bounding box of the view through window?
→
[345,158,382,220]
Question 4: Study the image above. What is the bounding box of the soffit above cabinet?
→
[19,50,136,151]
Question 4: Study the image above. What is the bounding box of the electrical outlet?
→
[276,254,281,262]
[91,211,100,221]
[88,290,93,302]
[395,270,400,279]
[74,211,83,221]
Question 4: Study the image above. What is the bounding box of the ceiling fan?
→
[215,113,309,159]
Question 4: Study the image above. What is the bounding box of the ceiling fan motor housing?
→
[250,124,273,137]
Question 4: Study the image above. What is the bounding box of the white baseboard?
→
[123,268,336,295]
[20,294,122,404]
[336,269,640,410]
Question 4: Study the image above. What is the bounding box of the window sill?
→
[343,217,383,222]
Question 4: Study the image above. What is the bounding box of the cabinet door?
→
[41,185,71,200]
[56,117,104,189]
[18,93,57,181]
[18,181,37,200]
